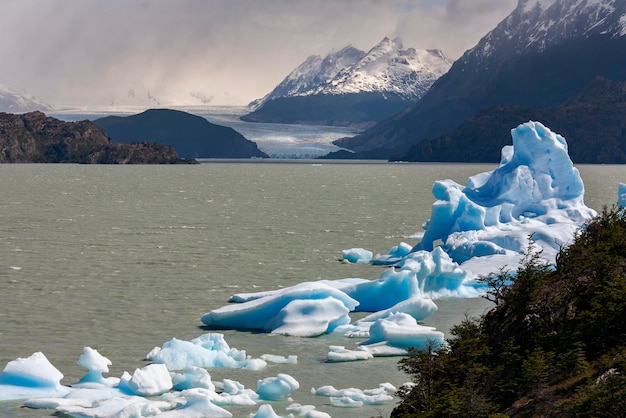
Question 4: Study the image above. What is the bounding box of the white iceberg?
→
[260,354,298,364]
[0,352,71,401]
[413,121,596,266]
[312,383,396,406]
[341,247,373,264]
[119,363,173,396]
[74,347,120,387]
[359,313,444,355]
[286,403,332,418]
[335,248,465,310]
[171,367,215,391]
[256,373,300,401]
[201,282,358,337]
[326,345,374,362]
[357,297,438,324]
[158,388,234,417]
[147,333,267,371]
[251,404,285,418]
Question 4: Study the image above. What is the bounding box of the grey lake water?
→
[1,159,625,417]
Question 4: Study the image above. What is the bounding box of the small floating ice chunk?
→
[388,242,413,258]
[357,297,438,324]
[260,354,298,364]
[56,395,173,417]
[359,313,445,355]
[313,384,395,405]
[341,248,373,264]
[619,183,626,208]
[330,396,363,407]
[74,347,119,387]
[147,333,266,371]
[0,351,64,388]
[286,403,331,418]
[159,388,233,417]
[326,346,373,362]
[77,347,111,374]
[256,373,299,401]
[195,386,258,406]
[119,363,173,396]
[171,366,215,391]
[251,403,285,418]
[0,352,71,401]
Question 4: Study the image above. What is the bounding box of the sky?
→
[0,0,518,108]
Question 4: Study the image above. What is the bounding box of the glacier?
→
[0,121,608,417]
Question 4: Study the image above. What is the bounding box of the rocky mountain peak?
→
[249,37,452,109]
[467,0,626,66]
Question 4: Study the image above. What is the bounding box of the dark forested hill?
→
[0,111,193,164]
[393,206,626,417]
[95,108,268,159]
[393,78,626,163]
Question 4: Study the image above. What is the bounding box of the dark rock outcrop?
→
[0,111,195,164]
[95,108,268,159]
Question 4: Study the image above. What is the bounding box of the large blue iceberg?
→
[413,121,595,266]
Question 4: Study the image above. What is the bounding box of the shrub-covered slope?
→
[393,206,626,417]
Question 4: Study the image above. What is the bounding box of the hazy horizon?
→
[1,0,517,108]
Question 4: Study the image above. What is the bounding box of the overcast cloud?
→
[0,0,517,107]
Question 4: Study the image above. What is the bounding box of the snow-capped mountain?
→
[467,0,626,66]
[248,46,366,109]
[314,38,452,100]
[0,84,53,113]
[243,38,452,126]
[250,38,451,110]
[335,0,626,157]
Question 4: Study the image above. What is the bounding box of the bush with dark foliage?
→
[392,206,626,417]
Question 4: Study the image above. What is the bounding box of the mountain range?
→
[242,37,452,126]
[334,0,626,160]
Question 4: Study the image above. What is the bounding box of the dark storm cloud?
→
[0,0,517,107]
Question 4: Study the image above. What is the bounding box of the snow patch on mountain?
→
[0,84,53,113]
